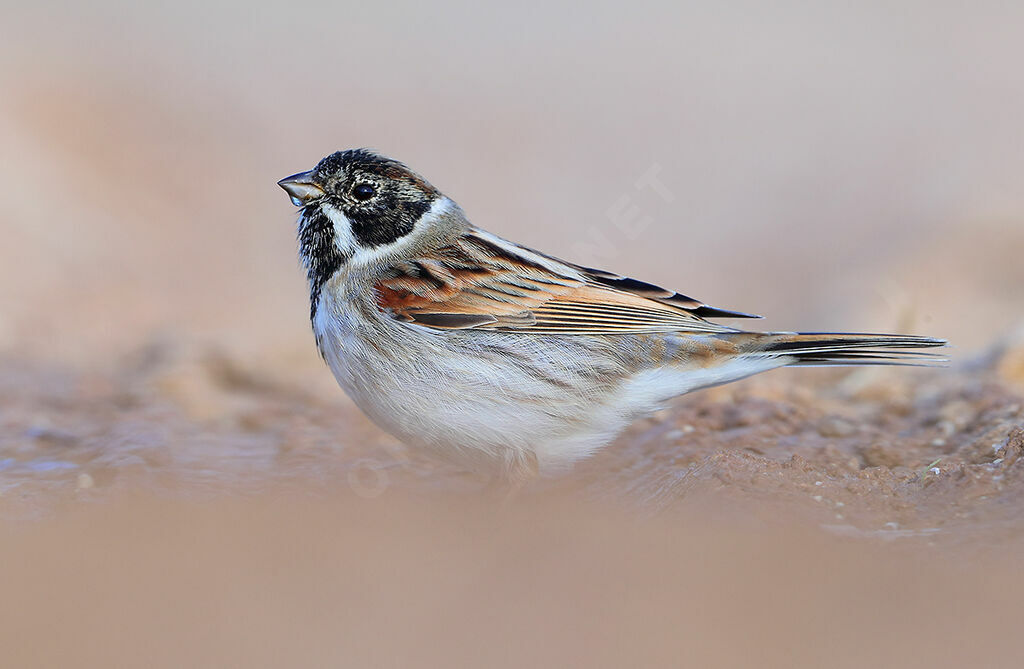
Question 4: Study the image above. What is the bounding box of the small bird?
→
[278,149,945,480]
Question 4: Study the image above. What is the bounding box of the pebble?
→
[817,416,856,438]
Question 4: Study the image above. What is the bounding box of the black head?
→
[280,149,441,249]
[278,150,443,320]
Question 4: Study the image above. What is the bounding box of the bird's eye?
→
[352,183,376,201]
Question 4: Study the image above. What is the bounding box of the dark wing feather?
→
[563,263,762,319]
[374,229,751,334]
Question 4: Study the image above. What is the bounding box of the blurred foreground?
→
[2,336,1024,666]
[3,488,1024,668]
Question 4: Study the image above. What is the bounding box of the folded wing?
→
[374,228,758,335]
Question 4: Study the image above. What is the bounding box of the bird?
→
[278,149,946,481]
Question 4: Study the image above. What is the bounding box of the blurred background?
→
[2,0,1022,368]
[2,1,1024,667]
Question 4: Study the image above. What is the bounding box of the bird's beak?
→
[278,171,325,206]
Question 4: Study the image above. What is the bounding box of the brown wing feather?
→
[374,229,749,334]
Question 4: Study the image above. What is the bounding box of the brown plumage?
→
[376,228,751,334]
[373,227,945,367]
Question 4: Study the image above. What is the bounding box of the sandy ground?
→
[4,339,1024,536]
[3,2,1024,667]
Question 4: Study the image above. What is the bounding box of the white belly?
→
[312,291,785,475]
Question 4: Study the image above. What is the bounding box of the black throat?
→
[297,205,348,323]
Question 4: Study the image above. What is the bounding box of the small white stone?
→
[930,467,941,475]
[812,495,823,502]
[814,481,823,486]
[76,473,94,490]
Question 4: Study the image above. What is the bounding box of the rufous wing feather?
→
[374,229,754,334]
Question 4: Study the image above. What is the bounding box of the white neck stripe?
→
[346,196,452,269]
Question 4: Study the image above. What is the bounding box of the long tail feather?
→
[750,332,948,367]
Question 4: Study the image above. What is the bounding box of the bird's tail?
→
[734,332,948,367]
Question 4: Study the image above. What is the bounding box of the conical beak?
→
[278,170,325,206]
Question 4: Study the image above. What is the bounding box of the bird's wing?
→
[373,228,759,334]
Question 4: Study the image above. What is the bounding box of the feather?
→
[374,228,752,334]
[748,332,948,367]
